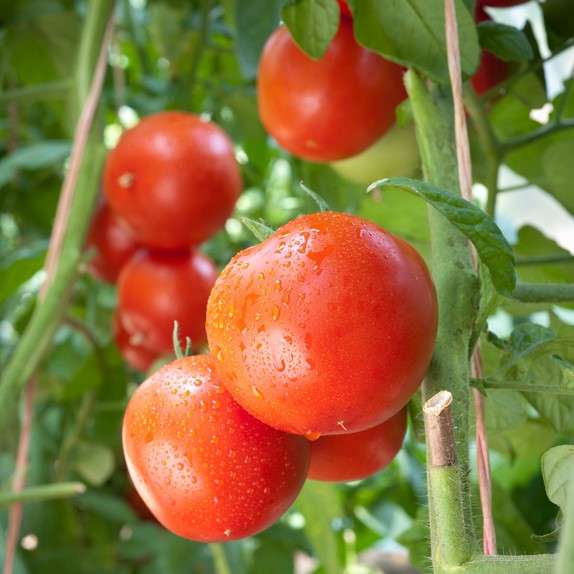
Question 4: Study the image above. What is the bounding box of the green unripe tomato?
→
[331,123,419,185]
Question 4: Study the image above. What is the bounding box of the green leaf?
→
[542,445,574,512]
[241,217,275,242]
[0,141,71,188]
[296,481,344,574]
[72,443,115,487]
[298,182,330,212]
[369,177,516,295]
[282,0,340,59]
[352,0,480,82]
[235,0,282,78]
[478,21,534,62]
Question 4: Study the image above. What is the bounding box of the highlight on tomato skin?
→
[113,314,158,373]
[103,111,242,250]
[86,202,139,284]
[122,355,310,542]
[117,249,217,356]
[206,211,437,438]
[257,19,406,162]
[308,409,407,482]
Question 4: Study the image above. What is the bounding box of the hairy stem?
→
[406,70,479,568]
[462,554,554,573]
[511,282,574,303]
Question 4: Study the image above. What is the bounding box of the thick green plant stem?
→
[511,282,574,303]
[461,554,554,573]
[209,544,232,574]
[555,484,574,574]
[0,483,85,507]
[464,88,500,216]
[406,70,478,569]
[0,0,114,426]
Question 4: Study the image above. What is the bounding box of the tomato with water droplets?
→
[122,355,310,541]
[86,203,139,283]
[206,211,437,437]
[118,249,217,355]
[104,112,242,250]
[308,408,407,482]
[257,20,406,162]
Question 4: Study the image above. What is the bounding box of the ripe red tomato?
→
[123,355,310,541]
[206,212,437,437]
[104,112,242,250]
[118,250,217,355]
[257,20,406,162]
[338,0,351,18]
[86,203,139,283]
[114,314,158,372]
[308,409,407,482]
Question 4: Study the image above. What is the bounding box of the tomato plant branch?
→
[511,282,574,303]
[406,69,479,568]
[500,118,574,155]
[444,0,496,555]
[0,0,114,426]
[0,483,86,507]
[555,484,574,574]
[516,254,574,266]
[188,0,212,99]
[461,554,554,573]
[0,79,73,104]
[3,380,36,574]
[481,380,574,395]
[464,88,501,217]
[209,543,232,574]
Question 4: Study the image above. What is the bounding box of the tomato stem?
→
[0,482,86,507]
[406,69,479,564]
[0,0,114,427]
[209,543,232,574]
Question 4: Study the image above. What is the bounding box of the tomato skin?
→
[104,112,242,250]
[257,21,406,162]
[331,123,419,185]
[114,314,158,372]
[338,0,351,18]
[122,355,310,541]
[206,212,437,437]
[86,203,139,283]
[308,408,406,482]
[118,250,217,355]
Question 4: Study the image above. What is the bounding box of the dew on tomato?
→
[123,355,310,541]
[206,212,437,437]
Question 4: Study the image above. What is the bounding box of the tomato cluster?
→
[120,13,439,545]
[87,112,241,370]
[124,211,437,541]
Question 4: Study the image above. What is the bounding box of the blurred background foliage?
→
[1,0,574,572]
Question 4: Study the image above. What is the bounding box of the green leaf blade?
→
[283,0,340,59]
[370,176,516,295]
